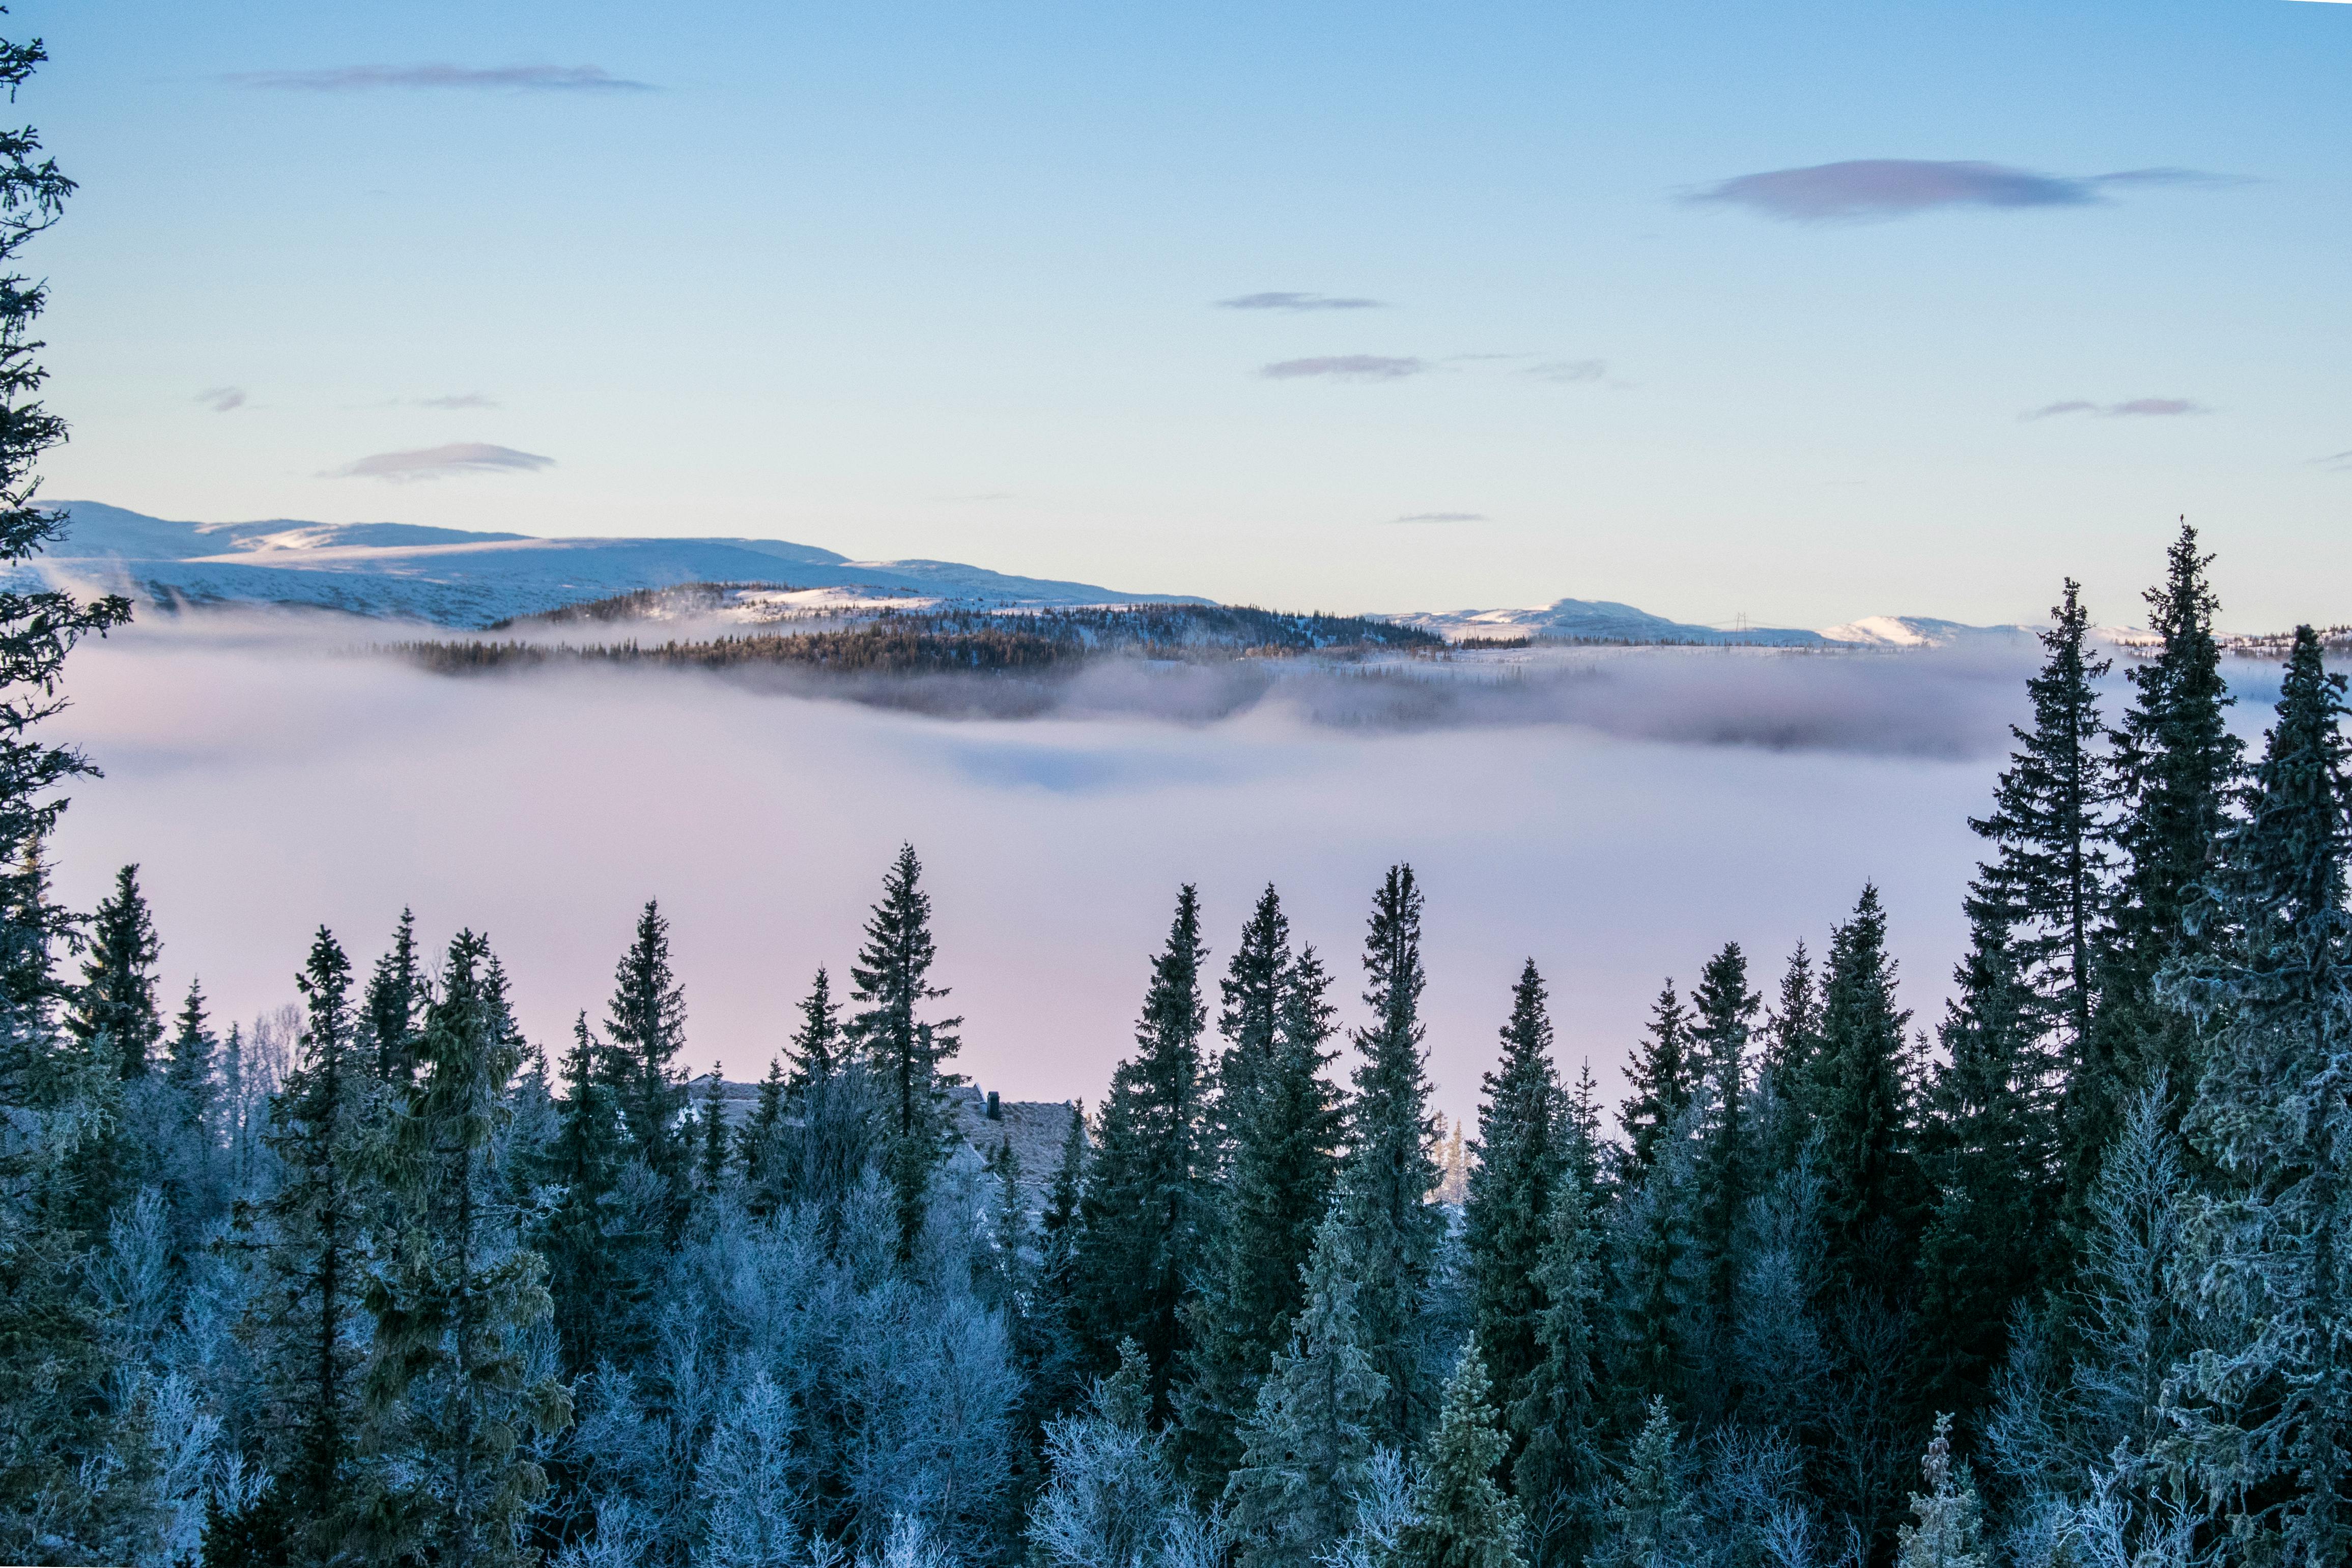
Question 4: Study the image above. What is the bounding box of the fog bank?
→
[47,612,2082,1121]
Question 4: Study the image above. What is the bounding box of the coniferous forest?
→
[6,30,2352,1568]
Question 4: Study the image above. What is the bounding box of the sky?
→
[14,1,2352,628]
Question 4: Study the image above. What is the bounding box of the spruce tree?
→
[2161,627,2352,1565]
[68,862,161,1077]
[1179,934,1343,1489]
[1331,864,1445,1453]
[1394,1344,1525,1568]
[364,907,425,1082]
[1590,1399,1698,1568]
[247,926,374,1567]
[163,977,218,1129]
[738,1056,786,1208]
[2103,522,2242,1103]
[1809,884,1921,1284]
[1463,959,1563,1437]
[694,1062,729,1198]
[780,965,873,1219]
[1757,941,1821,1173]
[1511,1177,1608,1568]
[1214,883,1294,1133]
[1915,913,2056,1422]
[846,845,964,1258]
[359,930,570,1568]
[1076,884,1209,1395]
[603,898,691,1212]
[1894,1415,1986,1568]
[1225,1212,1388,1568]
[1616,981,1694,1184]
[541,1012,633,1379]
[1967,579,2117,1211]
[1688,942,1758,1364]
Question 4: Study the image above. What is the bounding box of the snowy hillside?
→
[1387,598,2031,648]
[20,502,1208,627]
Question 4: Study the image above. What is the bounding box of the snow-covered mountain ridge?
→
[22,502,2037,646]
[23,502,1208,626]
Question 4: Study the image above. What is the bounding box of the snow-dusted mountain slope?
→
[24,502,1206,626]
[1390,597,2031,649]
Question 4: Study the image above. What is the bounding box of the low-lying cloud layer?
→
[1691,159,2232,222]
[327,442,555,481]
[44,611,2098,1122]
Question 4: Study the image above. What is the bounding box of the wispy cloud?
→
[1525,359,1607,384]
[326,442,554,481]
[415,392,499,410]
[230,64,653,93]
[195,387,246,414]
[1260,355,1426,382]
[2023,397,2209,420]
[1216,292,1385,311]
[1690,159,2236,222]
[2316,450,2352,472]
[1390,511,1487,524]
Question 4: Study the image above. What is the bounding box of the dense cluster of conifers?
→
[392,601,1444,680]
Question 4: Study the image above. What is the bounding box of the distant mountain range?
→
[19,502,2035,646]
[25,502,1206,625]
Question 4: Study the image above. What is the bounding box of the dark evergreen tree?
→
[359,931,570,1568]
[1178,935,1343,1489]
[68,862,160,1077]
[1616,981,1694,1185]
[1464,959,1563,1441]
[846,845,964,1258]
[1757,940,1821,1173]
[2103,522,2242,1104]
[603,898,691,1212]
[1688,941,1758,1369]
[778,965,875,1220]
[2161,626,2352,1565]
[541,1012,633,1379]
[1214,883,1293,1133]
[1511,1176,1609,1568]
[1021,1101,1092,1435]
[247,927,373,1568]
[1394,1344,1525,1568]
[163,976,218,1129]
[1915,913,2055,1423]
[737,1055,786,1208]
[1967,579,2116,1212]
[694,1062,729,1198]
[1225,1212,1386,1568]
[1810,885,1921,1285]
[1075,884,1209,1397]
[1336,864,1443,1448]
[364,907,424,1082]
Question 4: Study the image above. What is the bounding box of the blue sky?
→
[15,0,2352,627]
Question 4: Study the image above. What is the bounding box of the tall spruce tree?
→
[364,908,424,1082]
[68,862,160,1077]
[1968,579,2117,1211]
[2161,627,2352,1565]
[541,1012,635,1379]
[1915,913,2056,1422]
[1076,884,1209,1395]
[243,926,374,1567]
[1617,981,1695,1185]
[1179,931,1343,1489]
[1225,1212,1387,1568]
[2103,522,2242,1103]
[1464,959,1563,1439]
[1688,942,1758,1368]
[1394,1344,1525,1568]
[1511,1174,1609,1568]
[1337,864,1443,1447]
[163,977,218,1129]
[359,930,570,1568]
[603,898,691,1212]
[846,845,964,1258]
[0,116,126,1536]
[1756,941,1821,1174]
[1810,884,1921,1285]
